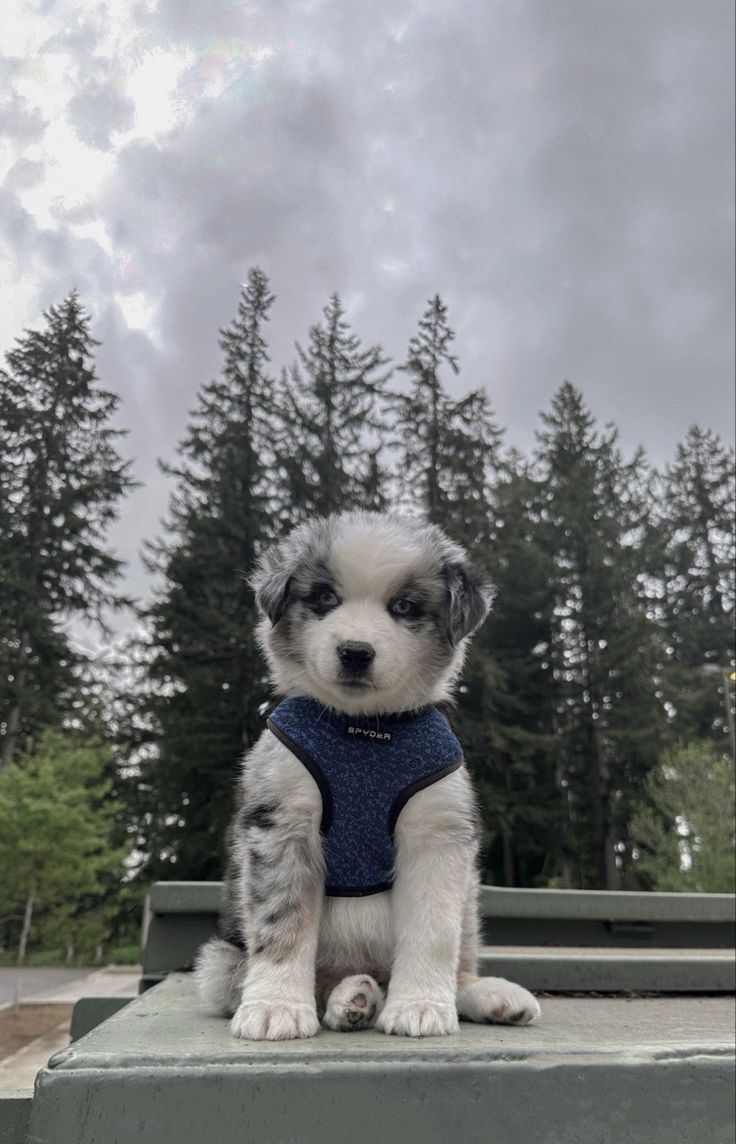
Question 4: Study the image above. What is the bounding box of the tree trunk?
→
[501,824,515,887]
[12,883,35,1014]
[589,723,619,889]
[581,616,619,891]
[1,628,31,769]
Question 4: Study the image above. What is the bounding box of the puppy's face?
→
[252,512,493,715]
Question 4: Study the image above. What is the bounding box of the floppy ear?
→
[444,562,495,646]
[249,544,293,625]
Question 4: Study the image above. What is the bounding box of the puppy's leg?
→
[231,793,324,1041]
[455,881,541,1026]
[377,775,475,1038]
[194,937,248,1017]
[322,975,385,1031]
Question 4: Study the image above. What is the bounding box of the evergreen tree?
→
[629,741,735,892]
[535,383,664,889]
[0,293,135,767]
[656,426,735,749]
[390,296,554,884]
[281,294,391,519]
[391,296,502,544]
[136,268,282,880]
[458,454,560,887]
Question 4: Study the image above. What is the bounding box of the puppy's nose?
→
[337,641,375,673]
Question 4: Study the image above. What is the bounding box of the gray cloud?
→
[3,157,45,192]
[67,71,136,150]
[1,0,733,633]
[0,90,47,140]
[66,55,137,152]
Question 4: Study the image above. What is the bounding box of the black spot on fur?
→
[217,912,247,952]
[264,906,292,926]
[509,1010,529,1024]
[443,561,494,646]
[248,847,279,870]
[254,566,293,625]
[250,520,338,626]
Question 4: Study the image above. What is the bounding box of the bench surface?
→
[28,973,735,1144]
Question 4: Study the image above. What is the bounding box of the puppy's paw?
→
[230,999,320,1040]
[376,998,459,1037]
[323,975,385,1031]
[457,976,541,1026]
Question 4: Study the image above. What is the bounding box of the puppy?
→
[194,511,540,1039]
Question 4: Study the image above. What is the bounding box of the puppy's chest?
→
[266,697,463,897]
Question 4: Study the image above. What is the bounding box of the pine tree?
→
[391,296,549,883]
[281,294,391,519]
[535,383,664,889]
[656,426,735,750]
[459,453,560,887]
[391,296,502,544]
[0,293,135,767]
[136,268,283,880]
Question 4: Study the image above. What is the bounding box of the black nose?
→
[337,641,375,673]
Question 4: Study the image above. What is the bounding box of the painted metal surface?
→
[142,881,736,990]
[0,1091,31,1144]
[27,975,735,1144]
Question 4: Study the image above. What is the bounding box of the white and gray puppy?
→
[194,510,540,1039]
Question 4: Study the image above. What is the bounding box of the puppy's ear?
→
[444,562,495,646]
[249,544,293,625]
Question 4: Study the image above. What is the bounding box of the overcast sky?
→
[1,0,734,649]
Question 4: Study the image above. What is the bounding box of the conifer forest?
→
[0,270,734,959]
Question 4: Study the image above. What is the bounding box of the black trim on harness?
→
[267,718,334,834]
[387,756,464,837]
[325,881,392,897]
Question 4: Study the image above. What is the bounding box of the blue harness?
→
[267,696,463,896]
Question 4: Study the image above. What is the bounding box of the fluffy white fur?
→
[194,511,541,1039]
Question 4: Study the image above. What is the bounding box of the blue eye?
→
[390,597,421,618]
[306,585,340,614]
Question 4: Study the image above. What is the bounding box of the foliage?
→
[281,293,392,519]
[461,454,560,886]
[655,426,736,748]
[534,383,665,888]
[629,742,735,892]
[2,278,734,905]
[391,295,502,541]
[0,730,128,959]
[135,268,283,880]
[0,292,135,766]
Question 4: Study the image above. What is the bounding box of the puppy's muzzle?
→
[337,640,375,677]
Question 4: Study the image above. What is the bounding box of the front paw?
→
[323,975,385,1031]
[458,976,541,1026]
[230,999,320,1040]
[376,999,459,1037]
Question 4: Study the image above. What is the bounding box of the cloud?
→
[0,90,47,140]
[3,157,45,192]
[0,0,733,640]
[67,73,136,150]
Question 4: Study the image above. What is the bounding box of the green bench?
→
[138,880,736,995]
[3,883,734,1143]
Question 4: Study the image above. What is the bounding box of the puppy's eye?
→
[390,597,423,619]
[305,585,340,614]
